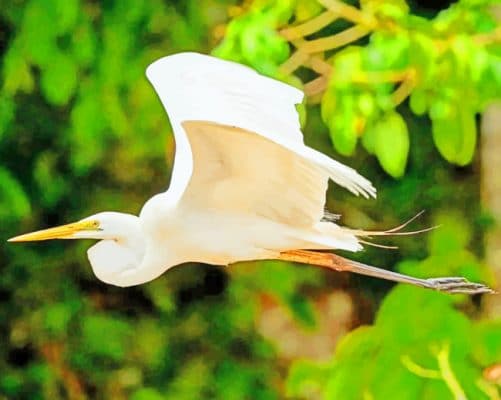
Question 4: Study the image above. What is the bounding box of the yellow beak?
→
[8,220,99,242]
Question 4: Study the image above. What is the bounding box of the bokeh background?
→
[1,0,500,399]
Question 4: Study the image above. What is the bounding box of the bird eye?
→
[85,220,100,230]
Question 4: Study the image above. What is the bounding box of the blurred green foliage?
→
[0,0,500,399]
[287,214,499,399]
[215,0,501,177]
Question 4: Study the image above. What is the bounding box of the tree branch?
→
[280,10,339,40]
[297,25,371,53]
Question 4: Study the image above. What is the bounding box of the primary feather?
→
[145,52,376,205]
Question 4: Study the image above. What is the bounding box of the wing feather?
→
[180,121,328,227]
[145,52,376,209]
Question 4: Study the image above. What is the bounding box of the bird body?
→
[9,52,492,294]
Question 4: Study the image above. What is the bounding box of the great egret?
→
[9,52,491,294]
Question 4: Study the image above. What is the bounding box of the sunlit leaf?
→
[409,89,427,116]
[70,87,107,172]
[2,40,34,95]
[409,33,436,85]
[428,213,471,255]
[0,166,31,221]
[431,103,476,166]
[374,111,409,178]
[40,52,78,105]
[21,0,56,67]
[286,360,329,398]
[49,0,80,35]
[472,321,501,366]
[81,314,130,361]
[71,21,97,67]
[295,0,323,21]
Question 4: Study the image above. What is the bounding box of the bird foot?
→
[424,277,495,295]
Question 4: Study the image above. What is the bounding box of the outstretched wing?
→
[145,52,376,225]
[180,120,329,227]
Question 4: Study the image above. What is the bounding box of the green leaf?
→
[451,35,474,82]
[286,360,329,398]
[295,0,323,21]
[0,95,15,140]
[409,34,436,85]
[33,152,68,207]
[334,47,363,88]
[469,45,489,84]
[374,111,409,178]
[431,103,476,166]
[361,121,377,154]
[335,325,380,364]
[428,213,471,256]
[21,0,57,67]
[321,88,336,123]
[49,0,80,35]
[71,21,97,67]
[324,362,369,400]
[295,102,307,128]
[326,93,359,156]
[81,314,130,361]
[221,7,290,78]
[374,1,410,21]
[422,379,455,399]
[0,167,31,221]
[365,32,409,71]
[2,40,34,95]
[409,89,428,116]
[357,91,376,117]
[44,303,73,336]
[70,87,107,173]
[375,286,471,353]
[131,388,165,400]
[370,351,422,399]
[324,327,380,399]
[0,373,23,397]
[472,320,501,366]
[40,52,78,105]
[429,98,453,120]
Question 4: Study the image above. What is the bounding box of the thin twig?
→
[40,342,87,400]
[280,50,310,75]
[298,25,371,53]
[401,355,442,379]
[304,76,329,97]
[307,55,333,75]
[280,10,339,40]
[317,0,377,28]
[392,70,416,106]
[436,343,467,400]
[353,70,410,84]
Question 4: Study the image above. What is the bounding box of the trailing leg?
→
[278,250,493,295]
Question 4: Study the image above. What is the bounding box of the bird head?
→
[8,212,148,287]
[8,212,140,243]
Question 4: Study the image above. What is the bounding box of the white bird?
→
[9,52,491,294]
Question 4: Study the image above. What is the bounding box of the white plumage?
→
[9,52,491,294]
[145,53,376,204]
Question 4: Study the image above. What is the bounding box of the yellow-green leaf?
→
[375,111,409,178]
